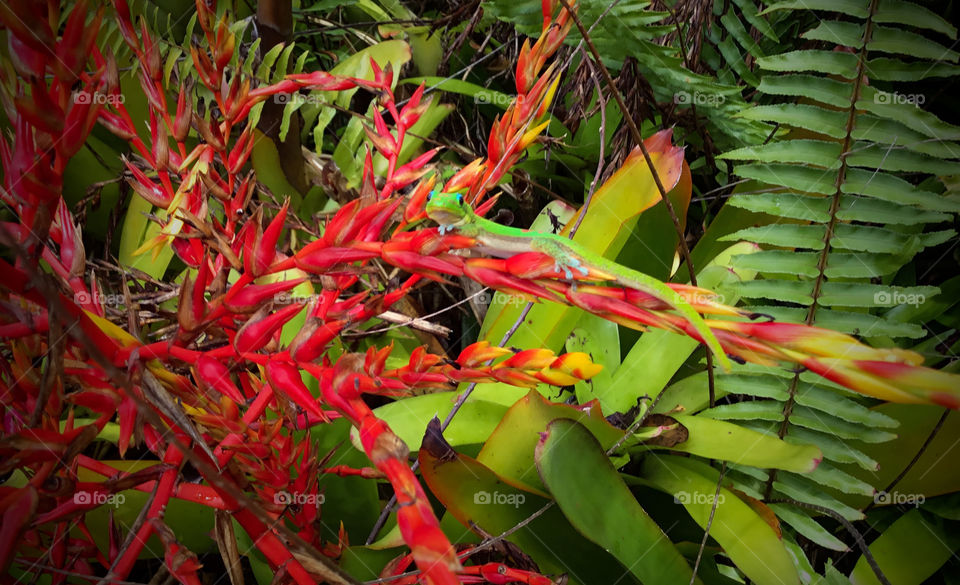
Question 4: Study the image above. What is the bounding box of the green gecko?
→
[425,190,732,371]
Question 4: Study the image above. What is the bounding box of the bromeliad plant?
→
[1,1,959,585]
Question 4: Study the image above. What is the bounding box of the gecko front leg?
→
[534,240,590,280]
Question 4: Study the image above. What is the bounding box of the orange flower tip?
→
[934,394,960,410]
[550,351,601,377]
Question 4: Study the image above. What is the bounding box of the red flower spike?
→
[403,176,437,223]
[223,278,305,313]
[399,85,429,127]
[8,33,47,80]
[233,303,305,354]
[462,258,556,301]
[0,485,38,574]
[443,158,486,195]
[456,341,514,367]
[294,243,381,273]
[503,251,563,279]
[150,113,169,171]
[364,124,397,159]
[254,198,291,276]
[289,319,345,363]
[0,1,54,54]
[265,360,327,421]
[15,82,64,135]
[497,348,557,370]
[55,0,101,84]
[365,345,393,377]
[195,356,244,403]
[381,247,464,281]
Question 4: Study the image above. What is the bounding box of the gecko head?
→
[425,190,471,228]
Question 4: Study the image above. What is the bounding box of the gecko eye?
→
[427,189,436,201]
[456,194,464,205]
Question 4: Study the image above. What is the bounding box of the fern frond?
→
[714,0,959,562]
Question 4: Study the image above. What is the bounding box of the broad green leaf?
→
[734,163,837,194]
[536,419,698,585]
[701,402,898,442]
[843,169,960,210]
[403,76,518,111]
[732,0,779,41]
[602,241,760,414]
[406,29,443,76]
[773,474,864,521]
[850,509,959,585]
[856,88,960,142]
[419,425,639,585]
[788,406,899,442]
[642,456,800,585]
[835,196,951,225]
[727,193,831,222]
[779,426,880,471]
[732,250,820,277]
[761,0,869,18]
[250,128,304,206]
[865,57,960,81]
[720,11,765,59]
[477,390,624,493]
[758,74,852,107]
[722,140,843,167]
[735,106,847,139]
[758,50,859,78]
[255,43,286,81]
[869,25,960,61]
[348,387,522,453]
[566,313,621,406]
[838,403,960,508]
[802,21,864,48]
[795,383,901,428]
[852,116,960,159]
[874,0,958,37]
[769,504,848,552]
[309,419,380,542]
[656,414,823,472]
[818,282,940,308]
[723,224,916,253]
[654,372,790,415]
[847,144,960,175]
[118,196,175,280]
[806,461,876,496]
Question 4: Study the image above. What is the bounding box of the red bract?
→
[3,1,958,585]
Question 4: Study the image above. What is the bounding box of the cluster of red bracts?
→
[6,0,957,584]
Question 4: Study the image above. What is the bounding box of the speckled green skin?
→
[425,191,730,369]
